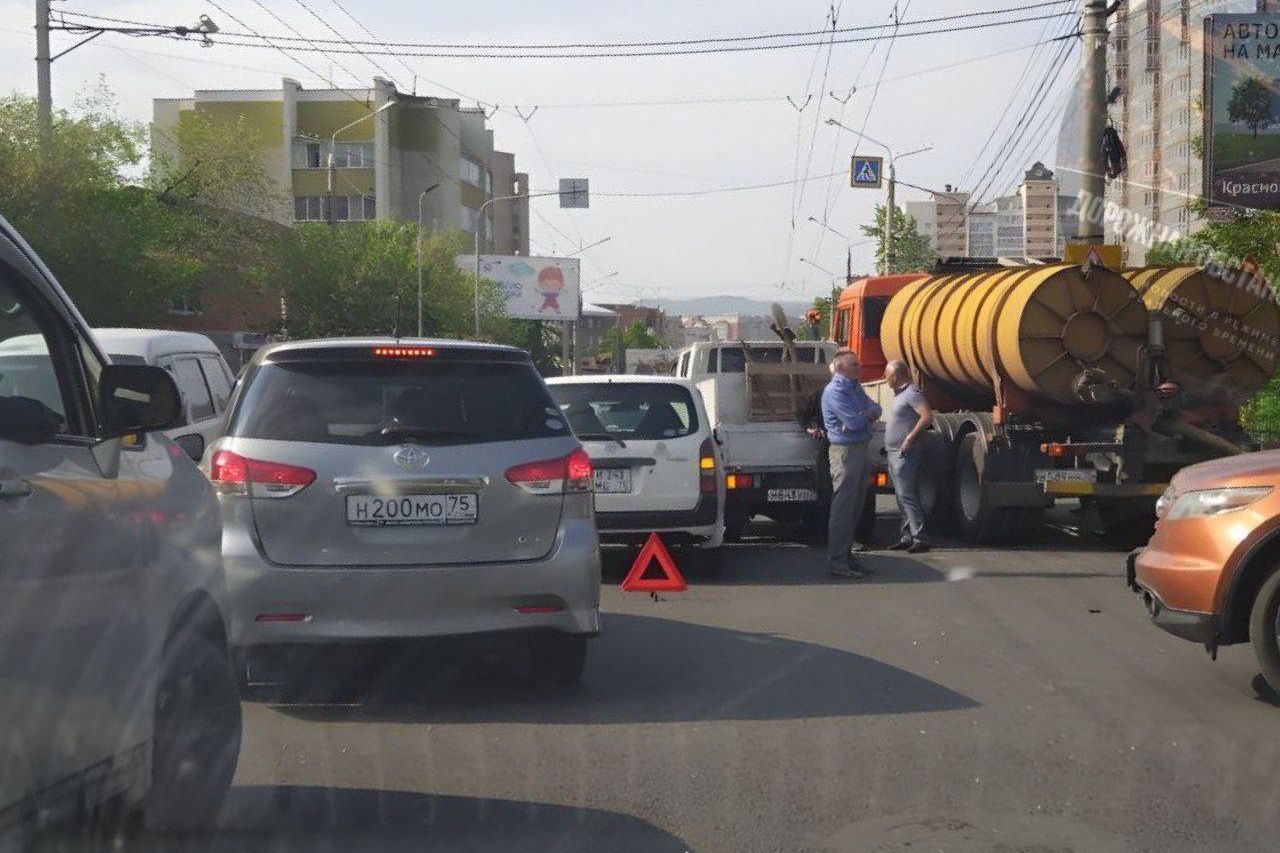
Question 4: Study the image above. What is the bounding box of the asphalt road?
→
[155,499,1280,852]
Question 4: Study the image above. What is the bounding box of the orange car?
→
[1129,449,1280,691]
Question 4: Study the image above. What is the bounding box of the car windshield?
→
[230,357,567,446]
[549,382,699,440]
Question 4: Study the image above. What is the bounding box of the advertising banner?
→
[457,255,581,321]
[1205,14,1280,210]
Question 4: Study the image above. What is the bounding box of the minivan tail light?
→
[210,449,316,498]
[506,448,593,495]
[699,436,717,494]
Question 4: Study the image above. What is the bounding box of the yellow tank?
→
[1123,266,1280,400]
[881,264,1149,408]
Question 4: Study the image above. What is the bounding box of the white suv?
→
[546,375,725,574]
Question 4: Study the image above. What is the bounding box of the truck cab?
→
[831,273,925,380]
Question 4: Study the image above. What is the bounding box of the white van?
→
[92,329,236,461]
[546,375,725,574]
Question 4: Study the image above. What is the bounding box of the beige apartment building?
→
[153,77,529,254]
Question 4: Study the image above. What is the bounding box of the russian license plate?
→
[594,468,632,494]
[1034,468,1098,484]
[767,488,819,502]
[346,493,478,526]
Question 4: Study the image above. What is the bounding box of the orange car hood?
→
[1172,449,1280,492]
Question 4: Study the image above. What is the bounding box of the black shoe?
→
[829,565,865,579]
[886,539,911,551]
[906,540,931,554]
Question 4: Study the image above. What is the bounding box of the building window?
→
[1180,0,1189,44]
[332,141,374,168]
[294,195,375,222]
[460,156,491,191]
[292,140,322,169]
[295,195,325,221]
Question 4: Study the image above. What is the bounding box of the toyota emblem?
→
[393,446,430,469]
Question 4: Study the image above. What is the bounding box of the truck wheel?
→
[918,431,953,533]
[1249,569,1280,696]
[144,631,241,831]
[954,434,1042,545]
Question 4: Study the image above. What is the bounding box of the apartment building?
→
[1103,0,1216,263]
[153,77,529,254]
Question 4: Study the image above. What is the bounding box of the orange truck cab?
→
[831,274,926,382]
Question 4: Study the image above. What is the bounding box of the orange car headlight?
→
[1166,486,1272,521]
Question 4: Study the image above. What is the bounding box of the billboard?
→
[457,255,581,321]
[1205,14,1280,210]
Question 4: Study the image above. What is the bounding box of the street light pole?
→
[327,100,395,226]
[35,0,51,157]
[474,190,561,337]
[416,183,440,336]
[825,119,931,275]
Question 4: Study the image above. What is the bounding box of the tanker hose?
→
[1155,419,1246,456]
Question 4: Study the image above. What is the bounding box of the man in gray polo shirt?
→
[883,360,933,553]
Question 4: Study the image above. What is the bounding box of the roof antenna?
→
[392,293,403,340]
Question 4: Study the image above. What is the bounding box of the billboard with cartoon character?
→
[456,255,581,321]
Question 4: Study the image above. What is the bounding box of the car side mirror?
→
[100,364,182,437]
[174,432,205,462]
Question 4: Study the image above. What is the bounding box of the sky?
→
[0,0,1082,306]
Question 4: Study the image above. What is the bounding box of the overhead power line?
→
[58,9,1078,59]
[61,2,1072,51]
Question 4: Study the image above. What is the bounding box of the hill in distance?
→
[641,296,812,317]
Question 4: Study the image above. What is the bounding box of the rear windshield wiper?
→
[576,432,627,448]
[380,424,469,444]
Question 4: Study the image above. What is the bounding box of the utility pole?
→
[416,183,440,336]
[885,162,896,274]
[1077,0,1110,241]
[35,0,51,157]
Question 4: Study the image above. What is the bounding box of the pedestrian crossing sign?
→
[850,155,883,189]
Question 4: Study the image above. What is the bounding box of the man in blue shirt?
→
[821,351,882,577]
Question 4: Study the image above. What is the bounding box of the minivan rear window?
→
[548,382,699,440]
[229,359,568,446]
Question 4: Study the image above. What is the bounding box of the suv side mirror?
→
[100,364,182,436]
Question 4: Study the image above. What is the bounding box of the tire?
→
[918,431,954,533]
[954,433,1043,545]
[528,633,588,688]
[144,630,242,832]
[1249,569,1280,696]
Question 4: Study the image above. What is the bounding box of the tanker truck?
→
[831,263,1280,545]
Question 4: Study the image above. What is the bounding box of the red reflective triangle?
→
[620,532,687,592]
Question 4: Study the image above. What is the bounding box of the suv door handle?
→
[0,479,32,498]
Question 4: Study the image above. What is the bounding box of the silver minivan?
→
[208,338,602,691]
[0,216,240,838]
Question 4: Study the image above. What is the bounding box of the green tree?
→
[860,204,936,273]
[281,221,513,341]
[599,319,667,356]
[0,87,205,325]
[1228,76,1273,138]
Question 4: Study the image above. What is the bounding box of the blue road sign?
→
[850,155,884,189]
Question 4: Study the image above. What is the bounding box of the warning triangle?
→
[620,532,688,592]
[1083,245,1105,267]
